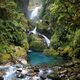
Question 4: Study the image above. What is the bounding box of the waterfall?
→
[41,35,50,47]
[28,27,37,35]
[21,0,51,47]
[29,27,50,47]
[30,5,42,19]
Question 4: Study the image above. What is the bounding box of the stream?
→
[0,51,66,80]
[0,63,54,80]
[0,0,67,80]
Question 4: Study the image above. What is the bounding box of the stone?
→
[65,62,74,67]
[59,70,67,74]
[76,74,80,80]
[40,76,46,80]
[59,73,65,78]
[18,59,28,65]
[16,73,25,78]
[0,76,4,80]
[21,69,28,75]
[47,74,60,80]
[33,68,39,73]
[0,71,5,76]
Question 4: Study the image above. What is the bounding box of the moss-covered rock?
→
[58,46,73,58]
[28,34,46,51]
[30,40,45,52]
[43,48,59,56]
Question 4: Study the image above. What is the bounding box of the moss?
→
[14,46,26,58]
[43,48,59,56]
[0,45,27,64]
[30,40,45,52]
[0,53,11,63]
[58,46,73,58]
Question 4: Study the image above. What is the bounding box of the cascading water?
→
[3,66,16,80]
[28,0,42,21]
[27,0,51,47]
[29,27,50,47]
[0,1,66,80]
[30,5,42,20]
[28,27,37,35]
[0,64,54,80]
[41,35,50,47]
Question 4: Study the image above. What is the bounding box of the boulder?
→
[0,76,4,80]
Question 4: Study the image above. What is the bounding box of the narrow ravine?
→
[0,0,80,80]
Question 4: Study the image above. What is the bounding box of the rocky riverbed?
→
[0,60,80,80]
[0,64,53,80]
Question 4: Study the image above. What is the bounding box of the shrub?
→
[43,48,59,56]
[30,40,45,52]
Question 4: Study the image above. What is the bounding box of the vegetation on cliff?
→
[0,0,80,63]
[37,0,80,59]
[0,0,29,63]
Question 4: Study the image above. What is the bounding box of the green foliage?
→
[58,46,73,58]
[0,0,29,63]
[71,29,80,48]
[0,0,28,47]
[44,48,59,56]
[30,40,45,52]
[50,32,60,49]
[40,0,80,59]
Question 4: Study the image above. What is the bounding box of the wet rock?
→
[18,59,28,66]
[0,76,4,80]
[59,73,65,78]
[0,71,6,76]
[47,74,60,80]
[59,70,67,74]
[40,76,46,80]
[76,74,80,80]
[16,73,25,78]
[65,62,74,67]
[33,68,39,73]
[27,72,37,76]
[16,68,22,73]
[21,69,28,75]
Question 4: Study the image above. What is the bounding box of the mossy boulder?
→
[28,35,46,52]
[43,48,59,56]
[30,40,45,52]
[57,46,73,58]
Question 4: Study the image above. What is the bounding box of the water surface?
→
[28,51,65,65]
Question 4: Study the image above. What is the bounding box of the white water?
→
[30,5,42,19]
[3,66,16,80]
[28,27,37,35]
[0,65,53,80]
[42,35,50,47]
[29,27,50,47]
